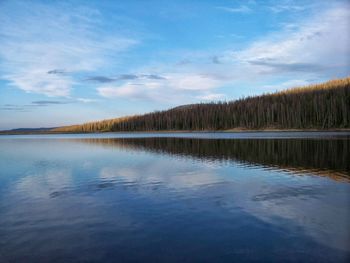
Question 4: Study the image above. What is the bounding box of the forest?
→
[52,77,350,132]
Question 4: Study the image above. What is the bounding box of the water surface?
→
[0,132,349,262]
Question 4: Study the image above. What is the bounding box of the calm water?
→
[0,132,349,262]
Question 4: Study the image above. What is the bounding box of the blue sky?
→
[0,0,349,129]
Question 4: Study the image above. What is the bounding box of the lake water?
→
[0,132,349,262]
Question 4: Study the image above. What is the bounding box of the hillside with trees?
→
[50,77,350,132]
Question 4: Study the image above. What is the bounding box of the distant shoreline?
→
[1,128,350,135]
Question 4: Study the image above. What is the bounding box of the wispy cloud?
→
[0,2,137,97]
[232,5,350,77]
[196,93,225,101]
[1,101,65,112]
[86,74,166,83]
[216,5,253,14]
[0,99,94,112]
[47,69,66,75]
[85,76,118,83]
[211,56,221,64]
[176,59,192,65]
[268,4,307,13]
[247,60,326,73]
[76,98,98,103]
[0,104,28,112]
[97,73,224,104]
[143,74,166,80]
[32,100,70,106]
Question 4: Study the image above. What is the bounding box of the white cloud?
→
[0,2,137,97]
[231,6,350,77]
[76,98,98,103]
[98,84,142,98]
[8,71,74,97]
[161,73,222,91]
[216,5,252,14]
[196,93,225,101]
[97,73,223,104]
[268,4,306,13]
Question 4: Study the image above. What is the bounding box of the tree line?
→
[53,77,350,133]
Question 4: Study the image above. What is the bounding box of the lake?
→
[0,132,349,262]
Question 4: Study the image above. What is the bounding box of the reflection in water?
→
[0,136,349,262]
[78,137,350,180]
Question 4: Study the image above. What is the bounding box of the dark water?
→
[0,132,349,262]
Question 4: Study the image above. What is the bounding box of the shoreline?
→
[1,128,350,135]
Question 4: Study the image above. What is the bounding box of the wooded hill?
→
[53,77,350,133]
